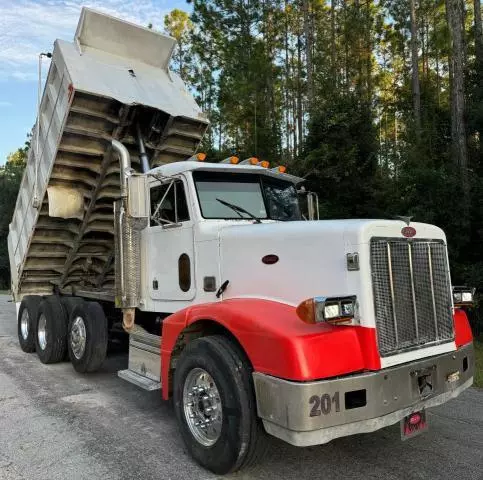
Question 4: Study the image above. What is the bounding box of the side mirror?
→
[127,175,149,227]
[298,187,320,221]
[307,192,319,221]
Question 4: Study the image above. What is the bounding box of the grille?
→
[370,238,454,356]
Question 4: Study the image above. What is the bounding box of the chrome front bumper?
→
[253,343,474,446]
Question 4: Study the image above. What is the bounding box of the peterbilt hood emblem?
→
[402,226,416,238]
[395,215,413,226]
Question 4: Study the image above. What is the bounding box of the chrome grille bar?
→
[407,243,419,340]
[371,238,454,356]
[386,242,399,345]
[427,243,439,340]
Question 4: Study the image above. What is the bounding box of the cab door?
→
[146,177,195,301]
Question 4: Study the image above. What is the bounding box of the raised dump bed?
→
[8,8,208,300]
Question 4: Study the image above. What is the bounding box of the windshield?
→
[193,171,301,221]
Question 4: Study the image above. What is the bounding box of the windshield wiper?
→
[216,198,262,223]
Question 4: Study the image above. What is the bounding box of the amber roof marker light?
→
[270,165,287,173]
[187,152,206,162]
[240,157,259,165]
[221,156,239,164]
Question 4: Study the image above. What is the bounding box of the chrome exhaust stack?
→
[112,140,146,331]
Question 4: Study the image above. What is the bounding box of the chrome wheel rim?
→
[37,314,47,351]
[70,316,87,360]
[183,368,223,447]
[20,309,29,340]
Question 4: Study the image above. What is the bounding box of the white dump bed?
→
[8,8,208,300]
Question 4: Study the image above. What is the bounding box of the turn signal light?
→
[296,298,316,324]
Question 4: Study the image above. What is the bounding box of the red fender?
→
[160,298,380,399]
[453,308,473,347]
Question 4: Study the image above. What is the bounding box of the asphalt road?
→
[0,295,482,480]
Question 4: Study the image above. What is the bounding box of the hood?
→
[218,219,446,328]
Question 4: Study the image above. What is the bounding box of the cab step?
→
[118,369,161,391]
[117,327,161,392]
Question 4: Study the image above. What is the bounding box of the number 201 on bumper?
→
[309,392,341,416]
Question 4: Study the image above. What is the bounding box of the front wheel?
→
[173,335,268,474]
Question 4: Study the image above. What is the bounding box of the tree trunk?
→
[410,0,422,139]
[303,0,314,108]
[436,50,441,107]
[474,0,483,63]
[178,39,184,81]
[285,0,292,158]
[446,0,469,207]
[365,0,373,101]
[331,0,337,85]
[297,32,303,154]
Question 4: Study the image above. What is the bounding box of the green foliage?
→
[298,95,379,218]
[164,9,194,82]
[168,1,482,296]
[0,146,27,289]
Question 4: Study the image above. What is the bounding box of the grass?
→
[474,340,483,388]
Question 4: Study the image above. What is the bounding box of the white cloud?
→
[0,0,180,82]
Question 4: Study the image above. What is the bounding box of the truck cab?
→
[141,160,302,311]
[113,150,473,471]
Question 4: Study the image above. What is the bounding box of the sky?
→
[0,0,189,164]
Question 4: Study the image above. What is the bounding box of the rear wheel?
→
[17,296,42,353]
[67,301,108,373]
[59,297,85,359]
[173,335,268,474]
[60,296,85,318]
[35,296,68,364]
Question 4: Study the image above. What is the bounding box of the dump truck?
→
[8,8,475,475]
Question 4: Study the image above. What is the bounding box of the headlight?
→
[297,296,358,326]
[323,303,340,319]
[452,286,475,307]
[462,292,473,302]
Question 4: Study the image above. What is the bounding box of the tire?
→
[67,301,108,373]
[17,296,42,353]
[35,296,68,364]
[59,297,85,360]
[60,296,85,318]
[173,335,268,474]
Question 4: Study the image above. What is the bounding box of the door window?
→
[150,180,190,226]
